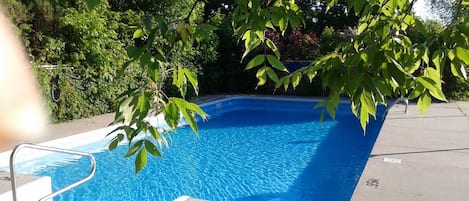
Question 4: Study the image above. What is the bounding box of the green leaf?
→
[137,93,150,119]
[108,134,122,151]
[85,0,101,10]
[124,127,138,144]
[455,47,469,65]
[125,140,143,158]
[326,0,338,11]
[246,55,265,70]
[451,62,468,80]
[172,99,199,134]
[326,102,336,119]
[448,49,456,60]
[266,55,287,72]
[256,67,267,86]
[457,23,469,35]
[422,47,429,65]
[408,84,424,100]
[359,104,369,133]
[164,102,179,129]
[149,62,160,82]
[306,68,317,82]
[416,77,437,92]
[242,29,252,42]
[255,30,264,41]
[265,67,279,82]
[270,11,282,26]
[135,148,147,174]
[278,17,287,31]
[360,90,377,118]
[266,39,280,58]
[139,53,151,67]
[429,88,447,102]
[389,57,411,76]
[414,19,427,37]
[172,66,188,97]
[358,22,368,34]
[381,24,390,40]
[291,72,301,89]
[171,98,207,120]
[183,68,199,94]
[149,127,160,140]
[242,35,261,59]
[354,0,366,14]
[182,108,198,133]
[265,20,274,29]
[117,61,132,78]
[133,28,144,39]
[432,50,442,71]
[288,13,301,28]
[120,96,136,124]
[417,91,431,114]
[283,76,291,91]
[144,140,161,157]
[126,47,141,58]
[314,100,327,109]
[425,68,442,87]
[185,104,207,119]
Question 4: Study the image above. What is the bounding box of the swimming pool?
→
[12,96,385,201]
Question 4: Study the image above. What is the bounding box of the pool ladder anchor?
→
[9,143,96,201]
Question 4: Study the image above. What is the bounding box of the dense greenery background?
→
[4,0,466,123]
[3,0,219,122]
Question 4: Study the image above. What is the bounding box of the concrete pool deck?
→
[1,95,468,200]
[352,101,469,201]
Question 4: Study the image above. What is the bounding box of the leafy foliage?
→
[2,0,139,121]
[103,0,218,173]
[236,0,468,133]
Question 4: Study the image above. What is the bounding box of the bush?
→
[265,28,321,61]
[4,0,139,122]
[3,0,221,122]
[319,26,343,54]
[407,20,469,101]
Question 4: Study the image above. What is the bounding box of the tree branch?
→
[184,0,202,23]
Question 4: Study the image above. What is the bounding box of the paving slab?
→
[352,101,469,201]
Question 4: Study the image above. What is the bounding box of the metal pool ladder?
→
[9,143,96,201]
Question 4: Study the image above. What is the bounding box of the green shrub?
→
[4,0,221,122]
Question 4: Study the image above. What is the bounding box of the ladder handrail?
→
[391,97,409,114]
[384,97,409,119]
[9,143,96,201]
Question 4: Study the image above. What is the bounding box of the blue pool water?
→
[14,97,385,201]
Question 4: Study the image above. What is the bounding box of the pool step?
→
[0,171,52,201]
[174,195,208,201]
